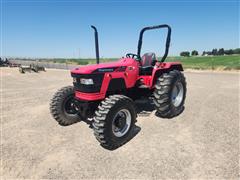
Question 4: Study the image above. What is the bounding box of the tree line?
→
[180,48,240,57]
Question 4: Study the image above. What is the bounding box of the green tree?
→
[191,50,199,56]
[205,51,212,55]
[218,48,224,55]
[212,49,218,56]
[180,51,190,57]
[224,49,234,55]
[233,48,240,54]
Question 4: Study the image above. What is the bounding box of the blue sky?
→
[1,0,239,58]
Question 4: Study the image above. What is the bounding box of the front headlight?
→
[73,77,77,83]
[80,78,94,85]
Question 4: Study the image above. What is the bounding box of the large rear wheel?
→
[153,70,186,118]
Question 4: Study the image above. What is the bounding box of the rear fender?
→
[150,62,183,87]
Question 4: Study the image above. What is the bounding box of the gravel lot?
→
[1,67,239,179]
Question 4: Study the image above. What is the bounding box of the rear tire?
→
[93,95,136,150]
[153,70,186,118]
[50,86,81,126]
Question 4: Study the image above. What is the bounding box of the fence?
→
[8,60,79,70]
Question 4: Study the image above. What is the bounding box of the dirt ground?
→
[1,67,239,179]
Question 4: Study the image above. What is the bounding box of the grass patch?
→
[40,55,240,70]
[166,55,240,70]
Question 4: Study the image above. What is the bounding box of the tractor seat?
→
[139,52,157,75]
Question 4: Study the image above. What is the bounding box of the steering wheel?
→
[126,53,140,60]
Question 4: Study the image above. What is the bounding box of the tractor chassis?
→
[74,98,100,120]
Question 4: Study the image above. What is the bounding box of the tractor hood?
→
[71,58,135,74]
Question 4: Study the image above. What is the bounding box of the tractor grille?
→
[71,73,104,93]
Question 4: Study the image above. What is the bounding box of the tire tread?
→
[93,95,136,150]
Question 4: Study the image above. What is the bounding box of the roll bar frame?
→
[137,24,171,62]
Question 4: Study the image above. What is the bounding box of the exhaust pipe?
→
[91,25,100,64]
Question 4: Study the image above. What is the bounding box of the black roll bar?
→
[137,24,171,62]
[91,25,100,64]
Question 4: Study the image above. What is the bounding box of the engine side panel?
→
[73,58,139,101]
[107,78,126,92]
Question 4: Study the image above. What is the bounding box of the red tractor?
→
[50,24,186,150]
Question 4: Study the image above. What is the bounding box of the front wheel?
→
[93,95,136,150]
[153,70,187,118]
[50,86,81,126]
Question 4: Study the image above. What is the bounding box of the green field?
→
[166,55,240,70]
[40,55,240,70]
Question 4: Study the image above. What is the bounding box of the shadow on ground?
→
[134,98,155,117]
[59,97,157,150]
[67,97,156,127]
[101,125,141,151]
[100,98,156,150]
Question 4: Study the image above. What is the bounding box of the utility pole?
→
[78,48,81,59]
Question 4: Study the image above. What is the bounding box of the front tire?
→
[50,86,81,126]
[153,70,186,118]
[93,95,136,150]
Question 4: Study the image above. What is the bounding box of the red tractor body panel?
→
[71,58,137,74]
[71,58,183,101]
[71,58,139,101]
[150,61,183,87]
